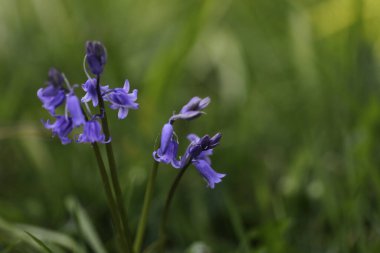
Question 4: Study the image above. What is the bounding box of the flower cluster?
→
[153,97,226,188]
[38,41,139,144]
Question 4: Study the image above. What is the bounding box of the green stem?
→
[91,142,127,252]
[95,74,133,253]
[134,160,159,253]
[157,163,191,252]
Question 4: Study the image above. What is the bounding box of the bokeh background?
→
[1,0,380,252]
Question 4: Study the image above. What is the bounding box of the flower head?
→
[37,68,66,115]
[192,159,225,189]
[43,116,73,144]
[153,123,180,167]
[81,78,109,107]
[104,80,139,119]
[182,133,225,188]
[86,41,107,75]
[170,97,210,122]
[77,119,109,143]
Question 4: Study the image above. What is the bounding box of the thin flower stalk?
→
[92,142,130,252]
[95,74,133,252]
[134,160,160,253]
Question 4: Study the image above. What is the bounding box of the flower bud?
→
[86,41,107,75]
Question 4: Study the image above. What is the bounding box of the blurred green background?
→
[1,0,380,252]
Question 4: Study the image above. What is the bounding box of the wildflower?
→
[182,133,225,189]
[154,96,214,169]
[153,123,180,167]
[81,78,109,107]
[37,68,66,115]
[86,41,107,75]
[66,92,86,127]
[77,119,109,143]
[192,159,225,189]
[43,116,73,144]
[104,80,139,119]
[170,97,210,122]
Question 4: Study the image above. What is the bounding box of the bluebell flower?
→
[43,116,73,144]
[81,78,109,107]
[77,119,110,143]
[103,80,139,119]
[86,41,107,75]
[37,68,66,115]
[66,91,86,127]
[153,123,180,167]
[192,159,225,189]
[170,97,210,122]
[182,133,225,189]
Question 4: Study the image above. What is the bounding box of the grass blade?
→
[24,232,53,253]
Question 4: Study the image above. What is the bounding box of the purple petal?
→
[37,87,66,115]
[104,82,139,119]
[43,116,73,144]
[198,97,211,110]
[170,96,210,122]
[187,133,200,143]
[118,108,129,119]
[47,68,64,88]
[180,97,202,113]
[169,111,203,122]
[160,123,173,153]
[67,93,85,127]
[209,133,222,147]
[81,78,99,107]
[77,119,109,143]
[192,159,226,189]
[123,80,130,92]
[86,41,107,75]
[153,136,179,166]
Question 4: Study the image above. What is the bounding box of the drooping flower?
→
[181,133,225,189]
[37,68,66,115]
[103,80,139,119]
[77,119,109,143]
[81,78,109,107]
[192,159,225,189]
[66,91,86,127]
[43,116,73,144]
[170,97,210,122]
[86,41,107,75]
[153,123,180,167]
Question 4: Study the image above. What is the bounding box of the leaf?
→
[65,197,107,253]
[17,224,86,253]
[0,216,86,253]
[24,232,53,253]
